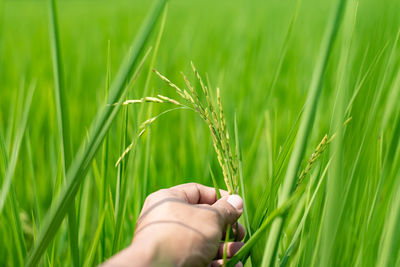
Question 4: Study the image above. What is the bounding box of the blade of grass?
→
[84,204,108,266]
[265,0,302,103]
[337,40,395,266]
[234,114,251,238]
[249,108,304,265]
[140,5,167,204]
[376,166,400,267]
[48,0,72,168]
[0,119,28,265]
[100,39,111,262]
[47,0,79,265]
[26,1,167,265]
[112,105,129,254]
[226,189,302,267]
[10,187,27,264]
[366,110,400,230]
[251,107,303,232]
[5,203,24,265]
[262,0,347,265]
[280,157,332,267]
[209,165,222,199]
[223,224,231,267]
[318,2,355,265]
[0,82,35,212]
[0,124,6,178]
[26,132,41,227]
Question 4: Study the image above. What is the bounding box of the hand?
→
[103,183,245,267]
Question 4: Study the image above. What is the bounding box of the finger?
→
[235,223,246,241]
[209,259,243,267]
[212,195,243,228]
[169,183,228,204]
[216,242,244,258]
[221,223,246,241]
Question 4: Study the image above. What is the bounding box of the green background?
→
[1,0,400,266]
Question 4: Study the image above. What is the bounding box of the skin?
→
[103,183,245,267]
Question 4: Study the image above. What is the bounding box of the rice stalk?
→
[116,95,183,106]
[153,65,239,194]
[296,133,335,188]
[117,63,239,194]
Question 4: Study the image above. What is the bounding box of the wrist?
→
[102,240,157,267]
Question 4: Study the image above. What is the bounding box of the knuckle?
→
[185,182,197,187]
[146,189,167,203]
[145,192,157,203]
[212,207,225,225]
[157,188,170,195]
[211,209,221,222]
[220,203,236,224]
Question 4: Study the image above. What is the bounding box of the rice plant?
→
[1,0,400,266]
[117,62,240,195]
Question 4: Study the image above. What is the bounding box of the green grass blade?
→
[100,39,111,262]
[234,114,251,238]
[0,135,6,176]
[84,205,108,266]
[10,187,27,263]
[47,0,79,265]
[376,167,400,267]
[266,0,302,102]
[48,0,72,167]
[319,2,356,265]
[25,1,167,265]
[112,106,129,254]
[209,165,222,199]
[367,110,400,226]
[0,120,27,264]
[138,5,167,205]
[226,190,301,267]
[26,133,41,227]
[251,107,303,231]
[280,157,332,267]
[0,124,7,181]
[0,82,35,212]
[223,224,231,267]
[262,0,347,265]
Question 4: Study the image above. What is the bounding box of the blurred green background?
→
[1,0,400,266]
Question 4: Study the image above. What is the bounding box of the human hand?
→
[104,183,245,267]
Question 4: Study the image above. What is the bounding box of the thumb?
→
[212,194,243,228]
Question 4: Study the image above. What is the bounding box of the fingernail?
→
[227,195,243,211]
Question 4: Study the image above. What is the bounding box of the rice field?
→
[1,0,400,266]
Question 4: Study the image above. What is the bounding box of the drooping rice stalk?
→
[296,133,335,188]
[117,63,239,194]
